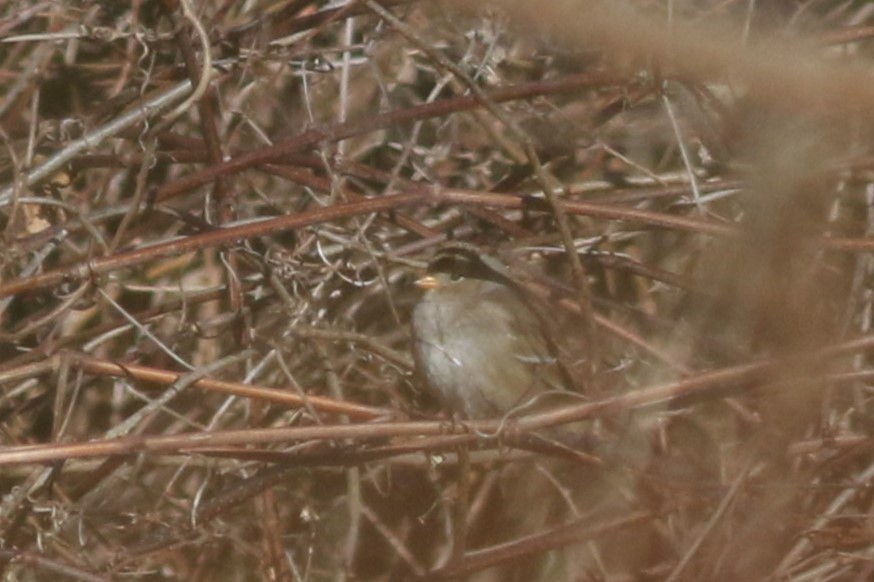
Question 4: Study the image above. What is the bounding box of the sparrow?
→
[410,244,583,421]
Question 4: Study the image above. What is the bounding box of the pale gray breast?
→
[411,279,561,419]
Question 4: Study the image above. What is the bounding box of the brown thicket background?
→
[2,1,874,580]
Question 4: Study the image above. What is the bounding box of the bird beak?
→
[415,275,441,290]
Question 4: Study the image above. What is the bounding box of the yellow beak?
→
[415,275,441,290]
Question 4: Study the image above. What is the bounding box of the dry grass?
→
[1,1,874,580]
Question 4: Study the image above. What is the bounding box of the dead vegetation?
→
[1,1,874,580]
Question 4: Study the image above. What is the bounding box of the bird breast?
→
[412,279,560,419]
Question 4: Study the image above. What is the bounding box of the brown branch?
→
[2,334,872,467]
[425,510,653,580]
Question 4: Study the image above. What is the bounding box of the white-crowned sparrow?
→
[411,244,582,420]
